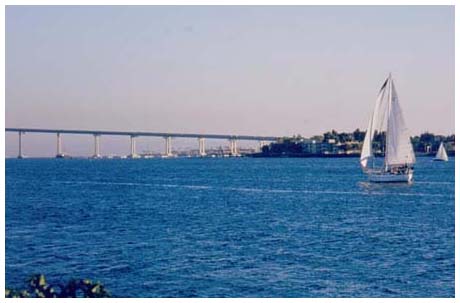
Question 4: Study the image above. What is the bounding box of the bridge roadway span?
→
[5,128,279,141]
[6,127,279,158]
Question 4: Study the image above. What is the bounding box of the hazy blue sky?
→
[6,6,454,157]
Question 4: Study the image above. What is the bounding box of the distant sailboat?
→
[434,142,448,161]
[360,74,416,183]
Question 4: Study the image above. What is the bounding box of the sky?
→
[5,5,454,157]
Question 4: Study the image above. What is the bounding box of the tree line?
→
[264,129,455,155]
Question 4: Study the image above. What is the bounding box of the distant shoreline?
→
[250,152,455,158]
[5,153,454,160]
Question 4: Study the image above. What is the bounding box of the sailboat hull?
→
[367,171,413,183]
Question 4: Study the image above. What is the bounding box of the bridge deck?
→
[6,128,279,141]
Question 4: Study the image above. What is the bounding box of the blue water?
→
[6,157,454,297]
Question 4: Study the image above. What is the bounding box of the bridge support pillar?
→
[18,131,24,159]
[164,136,173,157]
[229,139,238,156]
[93,134,101,158]
[198,138,206,157]
[129,135,139,158]
[56,133,64,158]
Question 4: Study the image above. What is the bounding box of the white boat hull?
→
[367,171,413,183]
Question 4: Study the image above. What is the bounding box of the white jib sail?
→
[435,142,448,161]
[384,79,416,167]
[360,78,390,169]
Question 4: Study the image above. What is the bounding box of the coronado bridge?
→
[6,128,280,158]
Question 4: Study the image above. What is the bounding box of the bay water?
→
[5,157,454,297]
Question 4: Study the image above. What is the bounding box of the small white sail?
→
[360,116,374,168]
[435,142,448,161]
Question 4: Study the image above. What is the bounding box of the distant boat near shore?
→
[434,142,449,161]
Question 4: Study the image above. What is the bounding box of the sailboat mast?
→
[369,107,375,171]
[385,74,392,171]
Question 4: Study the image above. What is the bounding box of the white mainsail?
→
[360,74,415,170]
[385,79,416,167]
[435,142,448,161]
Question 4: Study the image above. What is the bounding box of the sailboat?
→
[434,142,448,161]
[360,74,416,183]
